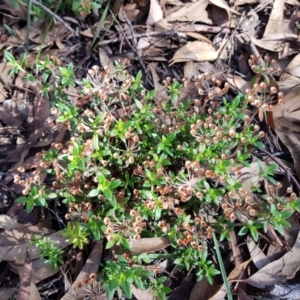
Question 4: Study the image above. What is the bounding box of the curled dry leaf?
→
[273,90,300,179]
[189,277,219,300]
[16,249,32,300]
[147,0,163,26]
[209,259,252,300]
[246,230,300,289]
[129,237,169,255]
[170,41,221,64]
[280,52,300,82]
[0,287,16,300]
[209,0,239,14]
[247,239,270,270]
[131,285,154,300]
[0,215,25,230]
[263,0,284,37]
[166,0,212,24]
[10,257,58,283]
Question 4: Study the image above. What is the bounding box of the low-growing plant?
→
[31,234,64,269]
[9,53,300,299]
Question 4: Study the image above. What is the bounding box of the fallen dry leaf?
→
[209,259,252,300]
[0,215,25,230]
[10,257,58,283]
[263,0,284,37]
[28,282,41,300]
[16,249,32,300]
[209,0,239,14]
[246,230,300,289]
[189,277,219,300]
[132,285,154,300]
[0,287,16,300]
[166,0,211,23]
[273,90,300,179]
[129,237,169,255]
[280,52,300,82]
[147,0,163,26]
[247,239,270,270]
[170,41,221,64]
[61,241,103,300]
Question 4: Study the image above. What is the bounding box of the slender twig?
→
[97,30,176,46]
[31,0,76,34]
[227,12,245,64]
[45,206,66,229]
[256,147,300,193]
[26,0,32,52]
[110,10,153,87]
[121,11,149,79]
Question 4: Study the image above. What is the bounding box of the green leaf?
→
[109,278,119,291]
[266,164,277,173]
[121,238,131,250]
[106,240,115,249]
[121,281,132,299]
[26,201,34,213]
[280,210,294,219]
[87,189,99,197]
[47,193,57,199]
[134,277,144,290]
[4,50,15,63]
[109,180,121,189]
[16,197,28,203]
[238,226,248,236]
[250,226,259,242]
[103,189,113,201]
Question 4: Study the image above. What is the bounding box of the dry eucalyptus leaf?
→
[189,277,219,300]
[0,215,25,230]
[28,282,41,300]
[16,250,32,300]
[247,239,270,270]
[61,241,103,300]
[2,0,27,19]
[246,230,300,288]
[0,287,16,300]
[263,0,284,37]
[280,53,300,81]
[170,41,220,64]
[184,61,198,79]
[10,257,58,283]
[118,3,141,22]
[249,35,284,52]
[209,259,252,300]
[209,0,239,14]
[234,161,266,191]
[132,285,154,300]
[166,0,212,23]
[147,0,163,26]
[273,91,300,179]
[129,237,169,255]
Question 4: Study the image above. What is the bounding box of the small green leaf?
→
[109,180,121,189]
[16,197,28,203]
[87,189,99,197]
[280,210,294,219]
